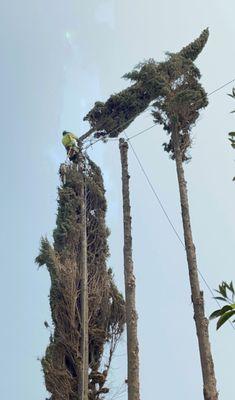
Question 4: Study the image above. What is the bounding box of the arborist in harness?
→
[62,131,80,162]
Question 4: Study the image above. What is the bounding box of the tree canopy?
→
[83,29,209,142]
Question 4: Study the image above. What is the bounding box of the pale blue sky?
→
[1,1,235,399]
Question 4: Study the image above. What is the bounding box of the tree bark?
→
[119,138,140,400]
[79,158,89,400]
[172,129,218,400]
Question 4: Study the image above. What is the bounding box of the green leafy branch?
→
[210,281,235,330]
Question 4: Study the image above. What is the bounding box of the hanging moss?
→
[36,159,125,400]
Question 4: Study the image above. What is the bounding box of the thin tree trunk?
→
[119,138,140,400]
[79,127,95,143]
[172,129,218,400]
[79,158,89,400]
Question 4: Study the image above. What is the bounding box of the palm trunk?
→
[119,138,140,400]
[172,129,218,400]
[79,159,89,400]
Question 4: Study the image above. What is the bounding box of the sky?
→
[1,1,235,399]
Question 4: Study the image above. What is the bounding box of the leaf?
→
[217,310,235,330]
[219,284,227,298]
[228,94,235,98]
[231,144,235,149]
[209,309,224,320]
[228,132,235,136]
[220,305,234,313]
[223,281,231,290]
[213,296,229,302]
[214,289,226,299]
[229,281,234,294]
[230,110,235,113]
[210,305,235,321]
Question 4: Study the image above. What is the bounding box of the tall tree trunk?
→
[79,158,89,400]
[119,138,140,400]
[172,129,218,400]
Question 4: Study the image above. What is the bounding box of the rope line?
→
[125,131,185,247]
[207,78,235,96]
[124,131,235,329]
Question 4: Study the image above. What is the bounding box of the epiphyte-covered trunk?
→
[36,159,125,400]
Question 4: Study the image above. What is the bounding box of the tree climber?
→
[62,131,80,161]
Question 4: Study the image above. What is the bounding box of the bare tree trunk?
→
[172,129,218,400]
[119,138,140,400]
[79,158,89,400]
[79,127,95,143]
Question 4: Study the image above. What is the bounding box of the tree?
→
[81,29,209,142]
[82,60,165,141]
[150,31,218,400]
[119,139,140,400]
[81,28,217,399]
[36,160,125,400]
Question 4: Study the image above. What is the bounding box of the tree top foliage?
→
[83,29,209,141]
[178,28,209,61]
[152,51,208,161]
